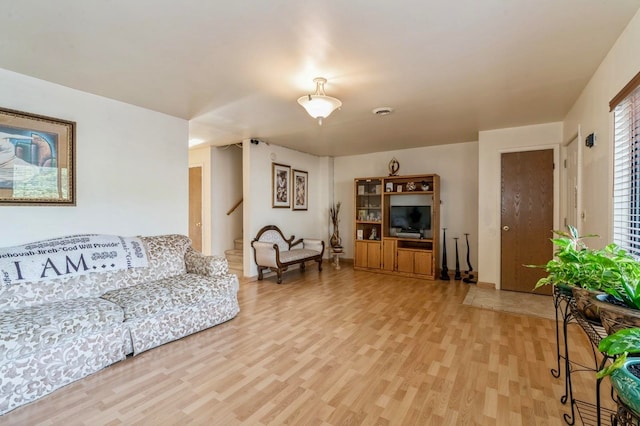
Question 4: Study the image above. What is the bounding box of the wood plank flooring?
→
[3,266,614,425]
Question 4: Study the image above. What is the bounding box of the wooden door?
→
[188,167,203,252]
[501,150,553,294]
[367,242,381,269]
[355,241,368,268]
[382,239,396,271]
[414,251,432,276]
[397,249,414,273]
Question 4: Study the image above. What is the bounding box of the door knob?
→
[502,225,510,231]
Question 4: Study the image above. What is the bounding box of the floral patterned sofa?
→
[0,234,239,415]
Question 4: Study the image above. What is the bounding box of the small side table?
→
[331,248,344,269]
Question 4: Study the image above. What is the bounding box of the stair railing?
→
[226,198,243,216]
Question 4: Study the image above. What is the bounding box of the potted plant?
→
[597,327,640,415]
[577,242,640,333]
[529,226,619,322]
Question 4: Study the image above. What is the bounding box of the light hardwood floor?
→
[3,265,613,425]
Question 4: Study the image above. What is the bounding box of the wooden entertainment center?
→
[353,174,440,280]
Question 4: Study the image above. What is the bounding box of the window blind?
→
[613,85,640,257]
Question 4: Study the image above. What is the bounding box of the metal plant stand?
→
[552,286,616,426]
[613,400,640,426]
[552,286,573,400]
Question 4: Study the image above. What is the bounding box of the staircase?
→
[225,237,243,276]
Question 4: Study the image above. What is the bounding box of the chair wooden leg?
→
[317,259,323,271]
[276,269,283,284]
[258,267,264,280]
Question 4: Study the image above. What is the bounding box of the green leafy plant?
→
[529,226,610,290]
[601,247,640,310]
[597,327,640,378]
[528,225,640,309]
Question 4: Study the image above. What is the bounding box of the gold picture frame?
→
[0,107,76,205]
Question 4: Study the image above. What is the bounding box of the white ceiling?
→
[1,1,639,156]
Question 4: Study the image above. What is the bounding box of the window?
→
[612,73,640,257]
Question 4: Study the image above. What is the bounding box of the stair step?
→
[225,249,242,264]
[226,237,243,277]
[228,264,242,273]
[226,257,243,267]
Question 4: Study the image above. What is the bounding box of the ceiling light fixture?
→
[297,77,342,125]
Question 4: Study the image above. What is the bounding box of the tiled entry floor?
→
[462,285,555,320]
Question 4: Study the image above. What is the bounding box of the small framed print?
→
[292,169,308,211]
[357,229,364,240]
[272,163,291,208]
[385,182,394,192]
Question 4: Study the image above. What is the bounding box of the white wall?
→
[333,141,479,271]
[244,140,332,277]
[0,68,188,246]
[478,122,562,289]
[563,8,640,245]
[211,145,243,255]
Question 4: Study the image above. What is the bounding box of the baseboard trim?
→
[476,281,495,290]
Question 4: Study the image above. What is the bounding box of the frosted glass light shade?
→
[297,77,342,124]
[297,94,342,119]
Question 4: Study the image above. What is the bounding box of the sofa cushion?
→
[0,234,191,311]
[0,298,124,362]
[100,273,236,321]
[279,248,321,263]
[137,234,191,281]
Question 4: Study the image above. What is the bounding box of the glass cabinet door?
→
[355,178,382,241]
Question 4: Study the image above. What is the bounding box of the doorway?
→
[565,136,579,230]
[500,149,554,295]
[189,166,203,252]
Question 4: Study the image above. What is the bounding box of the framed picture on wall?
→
[292,169,308,211]
[272,163,291,208]
[0,107,76,205]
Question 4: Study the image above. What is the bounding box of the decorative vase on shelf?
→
[330,230,342,248]
[329,202,342,249]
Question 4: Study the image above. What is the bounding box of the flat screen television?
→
[390,205,431,232]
